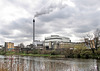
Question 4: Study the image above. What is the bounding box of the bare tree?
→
[18,43,25,48]
[94,28,100,38]
[84,29,100,53]
[86,33,95,53]
[94,28,100,50]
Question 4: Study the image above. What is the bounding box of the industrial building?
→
[44,35,71,49]
[0,45,3,50]
[5,42,14,51]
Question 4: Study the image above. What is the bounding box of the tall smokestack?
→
[33,19,35,45]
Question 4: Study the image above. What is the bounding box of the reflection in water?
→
[0,55,99,71]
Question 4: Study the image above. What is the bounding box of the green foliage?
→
[6,51,15,55]
[74,43,87,49]
[31,49,41,54]
[80,50,92,58]
[51,50,61,55]
[0,50,5,55]
[41,50,52,54]
[1,46,100,59]
[73,49,82,58]
[96,48,100,55]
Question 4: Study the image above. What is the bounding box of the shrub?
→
[31,49,40,54]
[96,48,100,55]
[63,48,74,58]
[80,50,92,58]
[50,50,61,55]
[0,50,6,55]
[73,49,81,56]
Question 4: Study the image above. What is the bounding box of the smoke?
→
[34,0,68,17]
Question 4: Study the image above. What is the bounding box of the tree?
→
[94,28,100,38]
[18,43,25,48]
[84,29,100,53]
[86,33,95,53]
[94,28,100,50]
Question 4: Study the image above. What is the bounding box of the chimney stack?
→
[33,19,35,45]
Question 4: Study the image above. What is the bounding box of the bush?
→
[31,49,40,54]
[80,50,92,58]
[73,49,82,58]
[63,48,74,58]
[51,50,61,55]
[0,50,6,55]
[41,50,52,54]
[96,48,100,55]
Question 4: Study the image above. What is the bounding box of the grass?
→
[18,53,65,58]
[4,51,65,58]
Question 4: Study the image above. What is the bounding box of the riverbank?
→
[1,53,100,59]
[1,48,100,59]
[2,52,100,59]
[4,52,65,58]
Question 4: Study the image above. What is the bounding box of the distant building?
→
[32,40,43,49]
[34,40,43,46]
[59,43,74,49]
[44,35,71,49]
[14,46,21,53]
[0,45,3,50]
[5,42,14,51]
[26,44,34,48]
[36,43,43,50]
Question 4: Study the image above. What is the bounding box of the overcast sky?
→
[0,0,100,46]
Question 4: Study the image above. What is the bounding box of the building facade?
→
[0,45,3,50]
[44,35,71,49]
[5,42,14,51]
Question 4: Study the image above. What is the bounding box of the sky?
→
[0,0,100,46]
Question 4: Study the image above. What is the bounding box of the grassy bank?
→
[4,51,65,58]
[18,54,65,58]
[0,48,100,59]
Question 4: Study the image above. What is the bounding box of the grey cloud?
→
[36,27,51,34]
[35,20,52,34]
[6,0,50,14]
[72,0,100,10]
[73,22,100,33]
[0,37,5,45]
[5,0,31,12]
[74,27,91,33]
[12,38,31,43]
[0,17,52,43]
[0,0,100,45]
[39,7,75,22]
[0,29,12,35]
[4,34,32,39]
[10,18,32,33]
[0,18,33,43]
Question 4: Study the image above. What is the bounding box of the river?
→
[0,55,100,71]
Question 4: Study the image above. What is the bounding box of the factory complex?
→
[0,19,99,52]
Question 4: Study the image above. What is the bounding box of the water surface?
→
[0,55,100,71]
